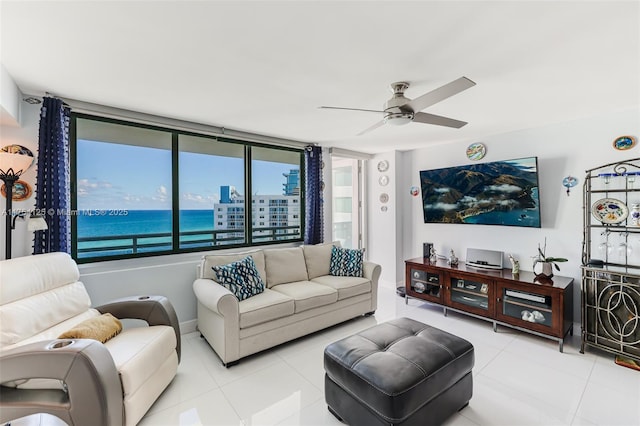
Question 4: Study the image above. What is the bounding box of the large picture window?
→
[71,114,303,262]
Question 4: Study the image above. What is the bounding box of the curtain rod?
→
[31,94,310,150]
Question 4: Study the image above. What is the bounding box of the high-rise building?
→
[214,169,301,244]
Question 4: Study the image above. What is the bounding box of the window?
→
[71,114,304,262]
[332,157,362,249]
[251,146,302,243]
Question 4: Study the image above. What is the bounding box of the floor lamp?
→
[0,147,34,259]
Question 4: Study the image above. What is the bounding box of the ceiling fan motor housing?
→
[384,82,414,125]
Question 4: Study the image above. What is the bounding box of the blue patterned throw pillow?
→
[329,245,344,276]
[330,246,364,277]
[212,255,265,301]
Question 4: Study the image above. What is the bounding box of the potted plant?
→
[533,238,568,278]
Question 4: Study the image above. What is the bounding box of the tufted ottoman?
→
[324,317,474,426]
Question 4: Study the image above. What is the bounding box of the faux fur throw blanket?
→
[58,313,123,343]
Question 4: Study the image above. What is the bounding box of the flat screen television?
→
[419,156,541,228]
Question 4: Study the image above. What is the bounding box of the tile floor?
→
[139,285,640,426]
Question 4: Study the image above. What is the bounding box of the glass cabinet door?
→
[501,288,553,327]
[409,268,442,302]
[449,276,491,314]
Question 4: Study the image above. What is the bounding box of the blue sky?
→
[76,140,299,210]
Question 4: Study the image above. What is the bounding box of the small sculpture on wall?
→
[429,247,438,264]
[447,249,459,267]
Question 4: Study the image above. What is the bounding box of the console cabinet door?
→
[446,271,494,317]
[406,264,444,304]
[495,281,563,337]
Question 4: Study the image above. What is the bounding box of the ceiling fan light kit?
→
[321,76,476,135]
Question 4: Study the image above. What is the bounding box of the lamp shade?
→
[0,146,34,178]
[27,215,48,232]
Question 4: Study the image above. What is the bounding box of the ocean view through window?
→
[72,114,304,262]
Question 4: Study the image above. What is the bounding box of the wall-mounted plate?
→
[1,180,32,201]
[377,160,389,172]
[378,175,389,186]
[466,143,486,161]
[613,135,637,151]
[379,193,389,203]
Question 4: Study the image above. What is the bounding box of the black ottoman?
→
[324,317,474,426]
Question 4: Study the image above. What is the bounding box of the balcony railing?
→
[77,226,301,258]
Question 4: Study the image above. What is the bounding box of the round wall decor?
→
[377,160,389,172]
[613,135,637,151]
[379,193,389,203]
[466,143,486,161]
[1,180,32,201]
[378,175,389,186]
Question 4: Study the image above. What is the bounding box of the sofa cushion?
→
[303,242,340,280]
[212,256,265,301]
[202,250,266,284]
[311,276,371,300]
[239,288,295,329]
[271,281,338,313]
[264,247,309,287]
[330,246,365,277]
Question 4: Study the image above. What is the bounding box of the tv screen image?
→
[419,156,541,228]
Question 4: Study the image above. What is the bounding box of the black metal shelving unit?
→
[581,158,640,360]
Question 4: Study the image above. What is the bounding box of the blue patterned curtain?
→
[304,145,324,244]
[34,97,71,254]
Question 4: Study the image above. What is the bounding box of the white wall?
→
[365,107,639,322]
[0,100,40,259]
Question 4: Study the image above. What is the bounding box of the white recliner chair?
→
[0,252,181,426]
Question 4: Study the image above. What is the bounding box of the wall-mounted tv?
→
[419,156,541,228]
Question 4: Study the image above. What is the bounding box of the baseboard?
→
[180,319,198,335]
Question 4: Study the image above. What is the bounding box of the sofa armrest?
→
[0,339,123,426]
[193,278,239,318]
[95,295,181,362]
[363,261,381,285]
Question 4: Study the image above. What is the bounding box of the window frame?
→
[70,113,305,263]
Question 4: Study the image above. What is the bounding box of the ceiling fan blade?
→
[406,77,476,113]
[357,120,386,136]
[413,112,468,128]
[319,106,383,114]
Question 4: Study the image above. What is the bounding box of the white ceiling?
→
[1,1,639,154]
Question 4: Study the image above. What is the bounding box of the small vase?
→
[533,260,554,278]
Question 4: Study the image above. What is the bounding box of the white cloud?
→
[153,185,168,202]
[484,184,522,193]
[426,202,459,211]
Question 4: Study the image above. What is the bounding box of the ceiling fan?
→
[320,76,476,136]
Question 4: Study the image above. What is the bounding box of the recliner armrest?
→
[95,295,181,362]
[0,339,123,426]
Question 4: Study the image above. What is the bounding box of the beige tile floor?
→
[139,285,640,426]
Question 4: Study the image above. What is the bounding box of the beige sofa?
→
[193,244,381,366]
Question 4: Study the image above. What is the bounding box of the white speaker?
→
[465,248,504,270]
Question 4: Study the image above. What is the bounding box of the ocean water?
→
[463,187,541,227]
[77,210,214,237]
[77,210,216,257]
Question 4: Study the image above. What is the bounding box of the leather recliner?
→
[0,252,181,426]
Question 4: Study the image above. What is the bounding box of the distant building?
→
[283,169,300,196]
[214,169,301,243]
